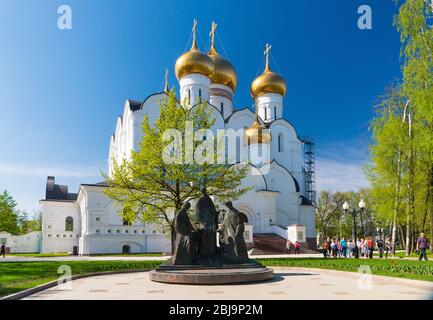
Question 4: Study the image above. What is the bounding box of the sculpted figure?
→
[219,201,249,264]
[172,201,196,265]
[194,186,218,259]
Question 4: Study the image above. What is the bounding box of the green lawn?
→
[6,253,70,258]
[256,258,433,282]
[0,260,162,298]
[89,253,165,257]
[1,258,432,298]
[373,251,427,259]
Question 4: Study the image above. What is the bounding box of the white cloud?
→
[315,138,371,192]
[0,162,101,178]
[315,158,370,192]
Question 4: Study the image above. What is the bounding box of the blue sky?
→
[0,0,402,212]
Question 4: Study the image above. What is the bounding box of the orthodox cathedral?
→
[32,21,316,255]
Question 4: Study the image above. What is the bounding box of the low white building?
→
[37,22,316,255]
[0,231,41,253]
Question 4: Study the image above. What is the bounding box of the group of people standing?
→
[322,236,391,259]
[321,232,429,260]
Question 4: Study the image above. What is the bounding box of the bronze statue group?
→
[171,186,249,266]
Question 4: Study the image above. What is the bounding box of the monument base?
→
[149,265,273,285]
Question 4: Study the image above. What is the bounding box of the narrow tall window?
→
[278,134,284,152]
[198,89,202,98]
[264,107,267,120]
[188,89,191,103]
[274,106,277,119]
[65,217,73,231]
[221,102,224,115]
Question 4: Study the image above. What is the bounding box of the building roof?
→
[45,176,77,201]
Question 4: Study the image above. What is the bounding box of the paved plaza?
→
[23,267,433,300]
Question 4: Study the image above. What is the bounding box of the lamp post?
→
[343,201,358,258]
[342,200,366,259]
[358,198,366,237]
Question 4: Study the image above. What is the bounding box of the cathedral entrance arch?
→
[122,245,130,254]
[235,205,261,234]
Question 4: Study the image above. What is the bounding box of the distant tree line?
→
[0,190,41,235]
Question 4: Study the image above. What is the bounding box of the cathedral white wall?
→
[209,84,233,119]
[261,162,300,227]
[255,93,283,123]
[298,205,316,239]
[179,73,211,108]
[269,120,303,175]
[40,201,80,253]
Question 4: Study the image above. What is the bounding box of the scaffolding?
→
[301,136,316,205]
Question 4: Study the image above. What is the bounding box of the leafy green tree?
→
[0,190,19,235]
[368,0,433,254]
[17,209,42,234]
[104,90,250,251]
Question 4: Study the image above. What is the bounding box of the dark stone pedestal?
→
[149,261,273,285]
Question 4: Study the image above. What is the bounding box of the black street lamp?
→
[342,199,366,259]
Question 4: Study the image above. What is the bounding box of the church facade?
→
[38,21,316,255]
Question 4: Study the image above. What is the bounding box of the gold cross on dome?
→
[264,43,272,70]
[164,68,169,93]
[191,19,198,49]
[210,21,217,47]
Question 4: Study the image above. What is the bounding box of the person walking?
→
[286,240,292,254]
[294,241,300,254]
[340,237,347,258]
[367,237,374,259]
[1,243,5,258]
[385,239,392,259]
[331,239,337,258]
[376,237,384,258]
[326,237,332,257]
[323,238,330,258]
[347,240,355,258]
[416,232,430,261]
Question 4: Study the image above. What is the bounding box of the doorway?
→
[122,245,130,254]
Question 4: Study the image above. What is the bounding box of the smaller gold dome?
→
[251,69,286,97]
[250,44,286,98]
[175,20,214,80]
[208,46,237,91]
[245,114,272,145]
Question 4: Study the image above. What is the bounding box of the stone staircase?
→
[251,233,317,255]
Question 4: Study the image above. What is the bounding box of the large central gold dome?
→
[175,31,214,80]
[251,44,286,98]
[208,46,237,91]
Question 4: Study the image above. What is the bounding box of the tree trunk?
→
[430,204,433,253]
[391,151,402,254]
[399,223,406,250]
[405,112,414,256]
[422,168,432,231]
[170,223,176,254]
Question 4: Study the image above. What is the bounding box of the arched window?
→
[65,217,73,231]
[278,134,284,152]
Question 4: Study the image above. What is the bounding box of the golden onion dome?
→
[208,45,237,91]
[175,21,214,80]
[250,44,286,98]
[245,113,272,145]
